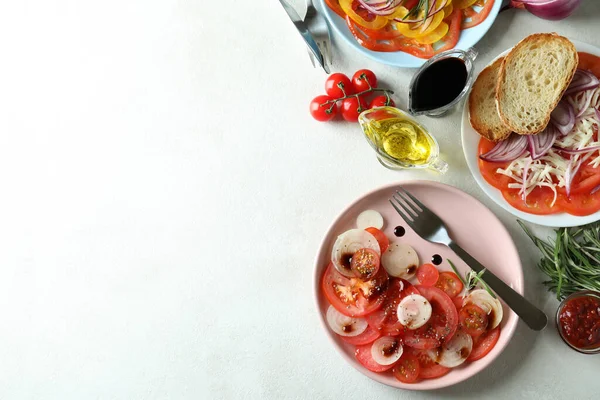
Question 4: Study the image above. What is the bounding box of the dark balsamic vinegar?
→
[412,57,468,112]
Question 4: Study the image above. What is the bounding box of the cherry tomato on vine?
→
[325,73,354,98]
[310,95,337,122]
[352,69,377,92]
[369,95,395,109]
[341,96,367,122]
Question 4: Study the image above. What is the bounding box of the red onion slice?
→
[479,134,528,162]
[564,158,583,198]
[527,125,559,160]
[357,0,399,15]
[521,158,532,201]
[576,91,594,118]
[565,69,600,95]
[550,100,575,136]
[553,145,600,155]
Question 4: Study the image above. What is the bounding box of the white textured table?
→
[1,1,600,399]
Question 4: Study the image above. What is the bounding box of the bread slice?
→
[496,33,578,135]
[469,57,511,142]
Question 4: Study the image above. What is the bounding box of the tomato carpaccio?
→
[321,220,503,384]
[477,52,600,217]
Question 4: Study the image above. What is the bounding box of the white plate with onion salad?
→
[462,40,600,227]
[313,181,522,390]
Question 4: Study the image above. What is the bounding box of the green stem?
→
[319,87,394,106]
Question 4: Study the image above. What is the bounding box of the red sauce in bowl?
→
[557,292,600,353]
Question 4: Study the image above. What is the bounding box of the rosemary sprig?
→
[447,259,496,298]
[519,220,600,301]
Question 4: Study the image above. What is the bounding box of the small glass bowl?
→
[408,47,478,118]
[556,290,600,355]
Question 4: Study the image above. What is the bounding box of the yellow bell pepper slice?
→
[393,2,445,39]
[454,0,478,9]
[414,21,449,44]
[443,3,454,18]
[339,0,388,30]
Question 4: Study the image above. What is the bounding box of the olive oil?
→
[358,107,448,173]
[365,118,433,165]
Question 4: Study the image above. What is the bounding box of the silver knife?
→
[278,0,329,73]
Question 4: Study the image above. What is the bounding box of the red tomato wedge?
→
[416,264,440,286]
[322,263,389,317]
[410,348,451,379]
[366,279,418,336]
[355,343,398,372]
[392,353,420,383]
[459,304,489,336]
[435,271,464,298]
[468,325,501,361]
[365,227,389,253]
[404,286,459,349]
[435,7,462,55]
[340,325,381,345]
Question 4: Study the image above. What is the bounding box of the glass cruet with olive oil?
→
[358,107,448,173]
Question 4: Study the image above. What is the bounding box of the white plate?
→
[461,39,600,227]
[316,0,502,68]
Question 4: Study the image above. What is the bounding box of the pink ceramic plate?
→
[313,180,523,390]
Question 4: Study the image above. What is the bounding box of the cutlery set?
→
[278,0,332,73]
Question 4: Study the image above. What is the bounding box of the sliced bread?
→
[468,57,511,142]
[496,33,578,135]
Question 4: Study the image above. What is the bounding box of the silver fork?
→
[305,0,332,73]
[389,187,548,331]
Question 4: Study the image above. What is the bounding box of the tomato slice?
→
[578,52,600,78]
[410,348,451,379]
[416,264,440,286]
[453,295,465,309]
[350,248,380,280]
[557,191,600,216]
[345,16,435,57]
[322,263,389,317]
[478,138,512,190]
[365,227,389,253]
[558,163,600,196]
[467,325,501,361]
[403,286,459,349]
[366,278,418,335]
[502,187,561,215]
[340,325,381,345]
[434,7,462,54]
[435,271,464,298]
[325,0,346,18]
[459,304,489,336]
[392,353,421,383]
[355,342,398,372]
[462,0,495,29]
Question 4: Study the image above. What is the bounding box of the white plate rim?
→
[461,39,600,227]
[315,0,503,68]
